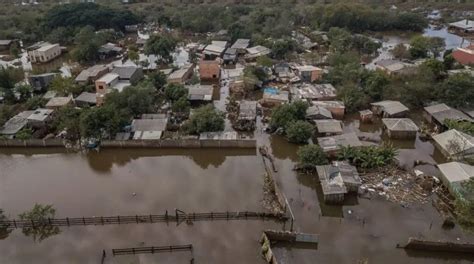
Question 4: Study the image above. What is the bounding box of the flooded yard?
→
[1,114,474,263]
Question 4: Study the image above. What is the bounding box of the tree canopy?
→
[44,3,140,31]
[184,105,225,134]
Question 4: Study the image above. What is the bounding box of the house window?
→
[98,85,104,90]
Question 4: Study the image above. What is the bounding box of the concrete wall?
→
[101,139,256,149]
[0,139,256,149]
[0,139,65,147]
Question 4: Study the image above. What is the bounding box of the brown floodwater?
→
[1,115,474,264]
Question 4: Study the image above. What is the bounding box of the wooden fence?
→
[0,210,287,229]
[112,244,193,256]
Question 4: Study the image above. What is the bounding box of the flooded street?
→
[1,116,474,263]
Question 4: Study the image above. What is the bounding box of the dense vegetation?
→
[44,3,140,31]
[297,145,329,170]
[337,145,398,169]
[455,179,474,231]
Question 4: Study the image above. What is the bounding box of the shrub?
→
[297,145,328,169]
[285,121,313,143]
[337,144,398,169]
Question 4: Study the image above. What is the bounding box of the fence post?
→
[31,219,35,228]
[101,217,104,225]
[136,215,139,224]
[83,217,86,225]
[149,214,152,223]
[165,210,168,222]
[13,219,17,228]
[118,216,120,224]
[66,217,70,226]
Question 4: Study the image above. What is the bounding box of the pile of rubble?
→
[358,166,442,205]
[262,172,286,215]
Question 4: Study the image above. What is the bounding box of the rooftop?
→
[187,84,214,101]
[306,106,333,120]
[37,43,59,52]
[112,66,141,80]
[425,104,473,124]
[246,46,271,58]
[313,100,345,109]
[382,118,419,132]
[433,129,474,156]
[27,108,53,122]
[239,100,257,120]
[317,133,363,152]
[0,111,33,135]
[315,119,343,134]
[371,100,409,115]
[97,73,119,84]
[45,96,72,108]
[438,162,474,184]
[290,83,336,101]
[75,92,97,104]
[131,118,168,132]
[168,64,193,80]
[449,19,474,31]
[231,39,250,50]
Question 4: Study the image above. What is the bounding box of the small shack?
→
[28,73,57,92]
[290,83,336,101]
[75,92,97,107]
[438,162,474,198]
[235,100,257,131]
[317,133,363,156]
[359,110,373,123]
[382,118,419,139]
[167,64,195,84]
[261,87,289,107]
[75,64,109,85]
[199,60,221,82]
[316,161,361,204]
[371,100,409,118]
[306,106,332,121]
[45,96,73,109]
[245,45,271,60]
[131,115,168,140]
[315,119,343,136]
[312,101,345,120]
[433,129,474,159]
[424,103,472,129]
[187,84,214,103]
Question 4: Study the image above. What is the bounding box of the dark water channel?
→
[1,114,474,264]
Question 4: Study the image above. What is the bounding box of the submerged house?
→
[75,65,110,85]
[131,114,168,140]
[448,19,474,34]
[167,64,195,84]
[312,101,345,120]
[294,65,323,82]
[230,39,250,54]
[315,119,343,136]
[433,129,474,159]
[424,103,472,129]
[28,73,57,92]
[261,87,289,107]
[317,132,363,155]
[75,92,97,107]
[374,59,415,75]
[316,161,361,204]
[382,118,419,139]
[245,45,271,60]
[290,83,336,102]
[187,84,214,102]
[45,96,73,109]
[371,100,409,118]
[98,43,123,60]
[199,60,221,82]
[306,106,333,121]
[438,162,474,197]
[27,42,62,63]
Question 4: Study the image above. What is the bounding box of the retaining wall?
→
[0,139,65,148]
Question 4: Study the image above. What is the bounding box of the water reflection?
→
[270,135,299,161]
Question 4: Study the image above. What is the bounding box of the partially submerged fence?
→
[112,244,193,256]
[0,139,65,148]
[0,210,287,229]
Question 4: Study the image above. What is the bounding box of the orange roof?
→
[199,60,220,79]
[452,48,474,65]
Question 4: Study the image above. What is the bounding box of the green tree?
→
[361,70,389,102]
[409,36,445,59]
[0,67,23,103]
[49,76,81,96]
[15,128,33,140]
[53,106,82,140]
[25,96,46,110]
[9,43,20,58]
[18,204,60,242]
[436,73,474,108]
[79,105,123,139]
[297,145,328,169]
[105,85,156,118]
[184,104,225,134]
[327,27,352,53]
[16,84,32,102]
[256,55,273,67]
[150,71,168,90]
[270,101,309,131]
[145,34,177,64]
[454,178,474,230]
[286,121,314,143]
[164,83,188,102]
[391,43,410,60]
[71,26,101,63]
[337,82,369,112]
[171,96,190,116]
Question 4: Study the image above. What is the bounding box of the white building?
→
[27,42,62,63]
